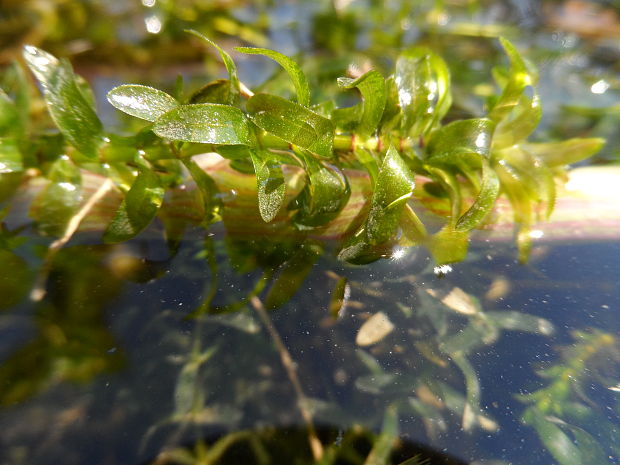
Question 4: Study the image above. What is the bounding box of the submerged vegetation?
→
[1,1,620,465]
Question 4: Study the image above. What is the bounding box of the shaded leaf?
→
[0,250,32,310]
[486,311,554,335]
[366,146,415,245]
[30,156,82,236]
[249,149,286,223]
[153,104,253,145]
[189,79,233,104]
[291,151,350,227]
[186,30,239,104]
[22,46,103,158]
[523,408,585,465]
[337,70,386,137]
[247,93,334,159]
[363,404,398,465]
[236,47,310,107]
[264,243,321,309]
[107,85,179,122]
[0,138,23,173]
[103,168,165,243]
[0,91,20,137]
[182,157,221,224]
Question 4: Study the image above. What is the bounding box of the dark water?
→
[1,231,619,465]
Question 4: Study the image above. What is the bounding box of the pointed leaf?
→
[186,30,239,104]
[103,168,165,243]
[107,85,179,122]
[524,138,605,167]
[22,46,103,158]
[366,146,415,245]
[523,408,584,465]
[455,159,500,231]
[153,104,252,145]
[247,93,334,159]
[250,149,286,222]
[489,37,538,124]
[337,70,386,137]
[395,47,451,139]
[236,47,310,107]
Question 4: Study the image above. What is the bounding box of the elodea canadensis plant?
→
[2,31,603,264]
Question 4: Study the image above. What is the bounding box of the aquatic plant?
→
[0,32,603,268]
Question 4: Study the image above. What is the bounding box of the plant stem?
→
[250,296,324,461]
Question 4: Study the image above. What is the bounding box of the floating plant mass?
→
[2,32,604,264]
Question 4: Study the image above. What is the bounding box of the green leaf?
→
[247,93,334,159]
[455,159,500,231]
[189,79,233,104]
[489,37,537,124]
[366,146,415,245]
[486,311,554,335]
[524,138,605,167]
[523,408,586,465]
[0,249,32,310]
[427,227,469,265]
[0,91,20,137]
[182,157,221,224]
[493,93,542,148]
[22,46,103,158]
[427,118,495,165]
[107,85,179,122]
[363,404,398,465]
[0,138,23,173]
[250,149,286,223]
[236,47,310,107]
[30,156,82,236]
[395,47,451,139]
[291,150,350,227]
[153,104,253,145]
[337,70,386,137]
[186,30,240,104]
[264,243,321,309]
[103,168,165,243]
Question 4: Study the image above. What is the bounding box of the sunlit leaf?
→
[236,47,311,107]
[186,30,240,104]
[337,70,386,137]
[22,46,103,158]
[103,168,165,243]
[329,276,349,319]
[427,118,495,165]
[153,104,253,145]
[455,159,500,231]
[247,93,334,159]
[524,138,605,167]
[427,227,469,265]
[493,93,542,148]
[107,85,179,122]
[489,37,538,124]
[249,149,286,223]
[366,146,415,245]
[395,47,451,139]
